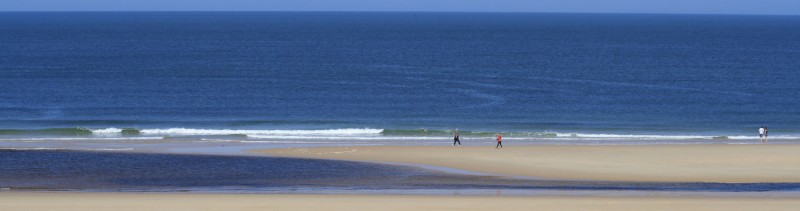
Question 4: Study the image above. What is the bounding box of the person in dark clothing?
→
[453,129,461,146]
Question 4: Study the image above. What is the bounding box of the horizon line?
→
[1,10,799,17]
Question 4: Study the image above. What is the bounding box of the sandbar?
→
[257,145,800,183]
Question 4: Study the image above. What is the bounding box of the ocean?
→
[1,12,799,143]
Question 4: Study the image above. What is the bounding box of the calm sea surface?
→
[1,12,799,142]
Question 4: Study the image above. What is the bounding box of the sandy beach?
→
[258,144,800,183]
[4,145,800,210]
[2,192,800,211]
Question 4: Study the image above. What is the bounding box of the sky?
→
[2,0,799,15]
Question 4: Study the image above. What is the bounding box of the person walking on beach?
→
[495,132,503,148]
[759,126,765,143]
[453,129,461,146]
[764,127,769,144]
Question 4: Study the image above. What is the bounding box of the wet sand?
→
[258,145,800,183]
[3,192,800,211]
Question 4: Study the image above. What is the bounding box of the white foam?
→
[563,133,800,140]
[240,140,373,144]
[247,134,445,140]
[0,147,68,151]
[87,148,134,151]
[556,133,711,139]
[26,127,800,142]
[91,127,123,134]
[0,147,134,151]
[0,137,164,141]
[140,128,383,137]
[727,135,800,140]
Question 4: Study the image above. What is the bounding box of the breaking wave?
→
[0,127,796,142]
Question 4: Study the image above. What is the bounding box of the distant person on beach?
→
[495,132,503,148]
[765,127,769,143]
[759,126,765,143]
[453,129,461,146]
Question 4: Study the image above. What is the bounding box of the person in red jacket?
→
[495,132,503,148]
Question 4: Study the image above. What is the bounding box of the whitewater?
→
[1,127,796,146]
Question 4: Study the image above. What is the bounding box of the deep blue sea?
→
[1,12,799,142]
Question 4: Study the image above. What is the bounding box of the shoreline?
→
[257,144,800,183]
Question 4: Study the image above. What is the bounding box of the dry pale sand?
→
[258,145,800,183]
[2,192,800,211]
